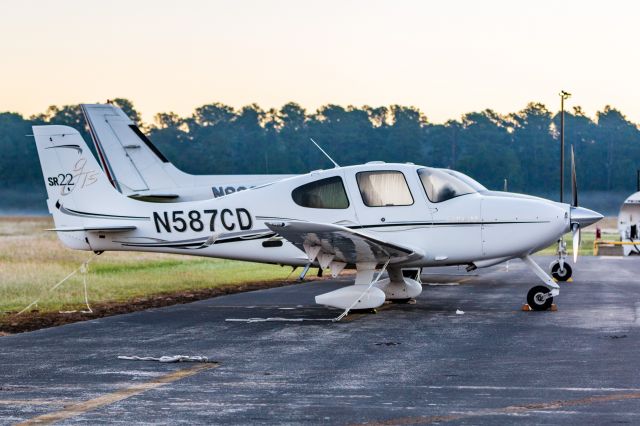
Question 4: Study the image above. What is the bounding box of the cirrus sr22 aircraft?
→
[80,103,586,283]
[33,124,602,316]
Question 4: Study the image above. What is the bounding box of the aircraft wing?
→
[265,221,423,265]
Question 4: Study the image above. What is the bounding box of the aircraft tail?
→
[33,125,143,250]
[81,103,295,202]
[81,104,178,195]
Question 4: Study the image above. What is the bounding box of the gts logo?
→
[153,208,253,233]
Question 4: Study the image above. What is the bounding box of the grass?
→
[0,217,295,316]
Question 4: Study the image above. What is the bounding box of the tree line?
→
[1,98,639,209]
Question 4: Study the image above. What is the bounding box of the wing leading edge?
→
[265,221,423,266]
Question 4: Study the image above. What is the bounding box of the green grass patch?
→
[538,231,619,256]
[0,217,294,315]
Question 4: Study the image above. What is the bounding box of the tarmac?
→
[1,255,640,425]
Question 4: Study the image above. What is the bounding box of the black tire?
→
[402,268,421,280]
[527,286,553,311]
[390,298,413,304]
[551,262,572,281]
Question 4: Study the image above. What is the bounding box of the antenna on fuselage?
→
[309,138,340,168]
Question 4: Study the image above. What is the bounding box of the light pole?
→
[559,90,571,203]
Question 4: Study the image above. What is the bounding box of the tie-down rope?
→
[332,258,390,322]
[225,258,391,323]
[117,355,213,363]
[17,252,99,316]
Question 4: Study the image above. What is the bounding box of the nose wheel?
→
[550,239,572,281]
[527,286,554,311]
[550,261,572,281]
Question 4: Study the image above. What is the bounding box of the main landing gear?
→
[550,239,573,281]
[527,286,554,311]
[521,255,560,312]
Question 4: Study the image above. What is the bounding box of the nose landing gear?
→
[550,261,572,281]
[550,239,573,281]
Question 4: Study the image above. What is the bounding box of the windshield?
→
[418,168,476,203]
[442,170,487,191]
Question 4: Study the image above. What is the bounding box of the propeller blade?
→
[572,223,581,263]
[571,145,578,207]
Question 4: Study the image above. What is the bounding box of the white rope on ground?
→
[117,355,212,363]
[224,259,392,324]
[17,253,99,316]
[80,262,93,313]
[225,317,334,323]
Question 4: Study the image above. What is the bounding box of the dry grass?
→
[0,217,295,315]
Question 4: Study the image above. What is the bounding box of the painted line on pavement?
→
[16,363,218,425]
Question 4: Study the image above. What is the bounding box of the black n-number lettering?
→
[189,210,204,231]
[153,208,251,233]
[172,211,187,232]
[236,208,252,230]
[221,209,235,231]
[153,212,171,233]
[204,209,217,231]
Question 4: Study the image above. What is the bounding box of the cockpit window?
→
[292,176,349,209]
[356,171,414,207]
[442,170,487,191]
[418,168,476,203]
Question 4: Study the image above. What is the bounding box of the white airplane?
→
[618,191,640,256]
[80,104,294,202]
[33,124,602,314]
[81,103,580,282]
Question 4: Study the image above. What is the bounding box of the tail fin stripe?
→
[129,125,169,163]
[45,144,83,154]
[56,202,149,221]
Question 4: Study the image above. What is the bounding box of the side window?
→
[356,171,414,207]
[291,176,350,209]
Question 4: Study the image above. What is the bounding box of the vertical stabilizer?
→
[32,125,142,249]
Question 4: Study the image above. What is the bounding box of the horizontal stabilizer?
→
[47,225,137,233]
[128,193,180,201]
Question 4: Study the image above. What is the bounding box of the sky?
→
[1,0,639,124]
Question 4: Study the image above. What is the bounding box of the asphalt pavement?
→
[1,256,640,425]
